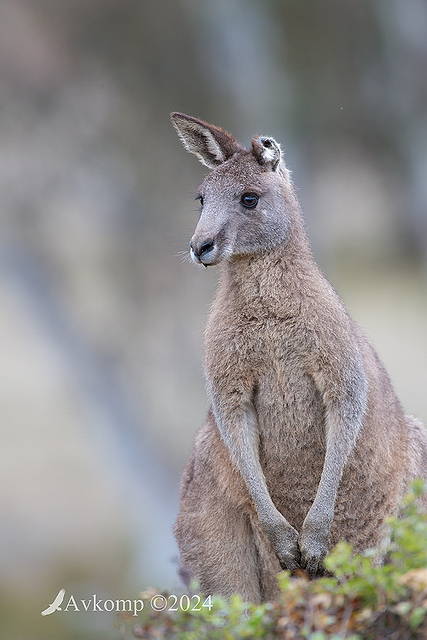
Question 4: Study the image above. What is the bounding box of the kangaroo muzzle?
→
[190,237,215,264]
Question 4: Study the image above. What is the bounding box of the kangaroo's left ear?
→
[251,136,282,171]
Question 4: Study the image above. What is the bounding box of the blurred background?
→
[0,0,426,637]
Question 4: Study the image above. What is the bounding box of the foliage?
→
[118,482,427,639]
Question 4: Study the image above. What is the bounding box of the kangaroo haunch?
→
[171,112,427,603]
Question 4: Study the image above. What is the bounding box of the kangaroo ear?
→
[171,112,242,169]
[251,136,282,171]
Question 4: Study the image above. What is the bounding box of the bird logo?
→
[41,588,66,616]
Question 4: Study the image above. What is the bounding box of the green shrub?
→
[118,481,427,639]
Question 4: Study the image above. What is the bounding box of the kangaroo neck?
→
[218,231,314,316]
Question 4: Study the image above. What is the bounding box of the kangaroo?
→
[171,112,427,603]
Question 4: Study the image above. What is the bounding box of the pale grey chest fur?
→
[206,308,327,526]
[252,322,327,525]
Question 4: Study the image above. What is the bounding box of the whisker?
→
[175,249,192,264]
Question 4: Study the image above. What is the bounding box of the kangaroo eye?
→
[195,195,204,207]
[240,193,259,209]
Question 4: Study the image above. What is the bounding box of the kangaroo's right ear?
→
[171,112,243,169]
[251,136,282,172]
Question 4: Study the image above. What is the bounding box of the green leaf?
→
[409,606,427,629]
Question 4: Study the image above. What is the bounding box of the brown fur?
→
[171,112,427,603]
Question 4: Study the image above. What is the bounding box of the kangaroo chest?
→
[205,297,328,514]
[255,337,326,475]
[207,310,327,478]
[254,337,326,528]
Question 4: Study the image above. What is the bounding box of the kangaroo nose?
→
[190,238,215,258]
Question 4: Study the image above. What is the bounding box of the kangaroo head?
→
[171,113,294,267]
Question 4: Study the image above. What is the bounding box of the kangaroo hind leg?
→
[174,423,281,602]
[405,414,427,508]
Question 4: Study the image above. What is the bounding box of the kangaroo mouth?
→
[190,245,219,267]
[190,250,209,267]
